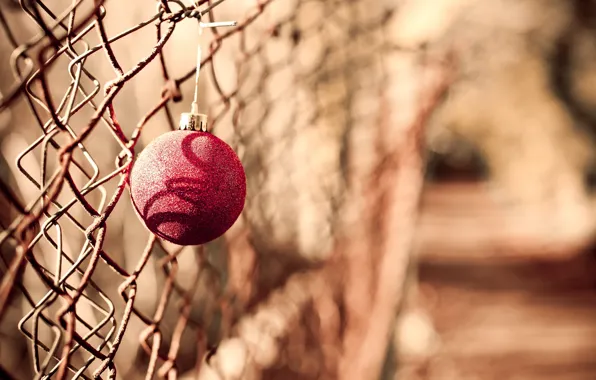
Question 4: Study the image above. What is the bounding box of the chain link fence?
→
[0,0,449,379]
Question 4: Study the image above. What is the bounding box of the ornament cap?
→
[179,112,208,132]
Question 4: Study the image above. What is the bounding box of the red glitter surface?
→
[129,130,246,245]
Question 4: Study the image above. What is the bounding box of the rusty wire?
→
[0,0,419,378]
[0,0,278,378]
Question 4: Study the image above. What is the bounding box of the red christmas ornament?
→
[130,18,245,245]
[129,128,246,245]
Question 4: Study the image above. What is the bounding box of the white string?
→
[190,21,236,114]
[191,25,203,114]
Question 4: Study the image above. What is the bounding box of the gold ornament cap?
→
[179,110,208,132]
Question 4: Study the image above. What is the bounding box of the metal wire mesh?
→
[0,0,449,379]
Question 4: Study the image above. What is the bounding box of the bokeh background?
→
[1,0,596,379]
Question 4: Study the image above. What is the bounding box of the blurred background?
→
[1,0,596,379]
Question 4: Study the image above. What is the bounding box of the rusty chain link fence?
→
[0,0,449,379]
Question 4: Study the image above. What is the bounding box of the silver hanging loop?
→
[179,17,237,132]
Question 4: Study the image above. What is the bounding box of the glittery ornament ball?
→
[129,130,246,246]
